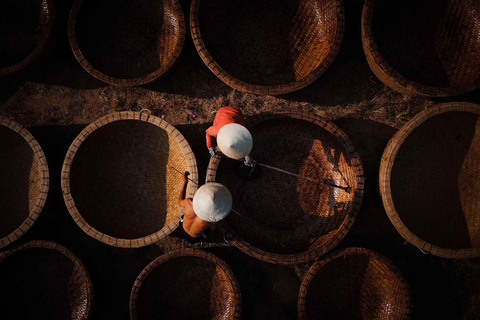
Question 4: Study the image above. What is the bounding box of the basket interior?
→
[0,0,51,68]
[371,0,480,88]
[70,120,190,239]
[304,253,408,319]
[0,247,89,320]
[391,112,480,249]
[0,126,42,239]
[136,256,236,320]
[74,0,181,79]
[198,0,340,86]
[216,118,358,255]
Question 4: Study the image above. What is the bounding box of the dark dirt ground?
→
[1,0,480,319]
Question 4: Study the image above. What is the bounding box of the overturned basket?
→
[130,248,241,320]
[207,111,364,264]
[62,111,198,248]
[362,0,480,97]
[298,248,411,320]
[0,0,54,75]
[380,102,480,258]
[0,240,93,320]
[0,117,49,248]
[68,0,185,86]
[190,0,345,95]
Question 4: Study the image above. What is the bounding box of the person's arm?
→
[178,172,189,207]
[206,126,216,149]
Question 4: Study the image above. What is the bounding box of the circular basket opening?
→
[130,249,241,320]
[0,0,54,75]
[191,0,345,95]
[0,118,49,248]
[380,103,480,258]
[208,112,363,264]
[0,241,93,320]
[69,0,185,86]
[363,0,480,97]
[62,112,198,248]
[298,248,411,320]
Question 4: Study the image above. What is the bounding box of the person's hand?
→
[208,147,217,157]
[183,171,190,182]
[244,155,255,167]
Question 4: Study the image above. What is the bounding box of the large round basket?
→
[298,248,411,320]
[0,117,49,248]
[0,0,54,76]
[61,111,198,248]
[207,111,364,265]
[190,0,345,95]
[362,0,480,97]
[68,0,185,86]
[380,102,480,258]
[0,240,93,320]
[130,248,241,320]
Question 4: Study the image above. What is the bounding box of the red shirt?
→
[206,106,247,149]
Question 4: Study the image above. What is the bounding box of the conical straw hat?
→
[192,183,233,222]
[217,123,253,159]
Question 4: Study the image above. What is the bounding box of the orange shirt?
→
[206,106,247,148]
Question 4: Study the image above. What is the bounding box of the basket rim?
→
[0,117,50,249]
[297,247,412,320]
[67,0,186,86]
[190,0,345,96]
[0,0,55,76]
[129,248,242,320]
[361,0,480,97]
[0,240,94,319]
[379,102,480,259]
[61,111,199,248]
[206,110,365,265]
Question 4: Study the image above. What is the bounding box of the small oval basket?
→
[207,110,364,265]
[0,117,49,248]
[362,0,480,97]
[190,0,345,95]
[130,248,241,320]
[0,0,54,75]
[298,248,411,320]
[380,102,480,258]
[62,111,198,248]
[0,240,93,320]
[68,0,185,86]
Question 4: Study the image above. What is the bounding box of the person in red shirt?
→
[206,106,254,166]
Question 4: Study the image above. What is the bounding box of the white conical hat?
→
[192,182,233,222]
[217,123,253,159]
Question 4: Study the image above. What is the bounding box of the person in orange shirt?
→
[206,106,255,166]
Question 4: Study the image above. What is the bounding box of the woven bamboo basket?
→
[0,117,49,248]
[0,240,93,320]
[380,102,480,259]
[207,111,364,265]
[130,248,241,320]
[190,0,345,95]
[68,0,185,86]
[298,248,411,320]
[61,111,198,248]
[0,0,54,76]
[362,0,480,97]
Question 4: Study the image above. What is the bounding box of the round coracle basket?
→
[0,240,93,320]
[68,0,185,86]
[129,248,241,320]
[298,248,411,320]
[380,102,480,258]
[0,0,54,75]
[61,111,198,248]
[190,0,345,95]
[362,0,480,97]
[0,117,49,249]
[207,111,364,265]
